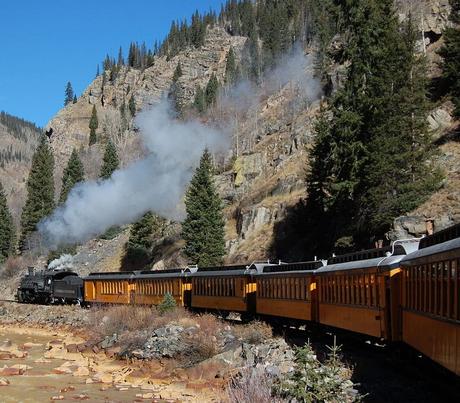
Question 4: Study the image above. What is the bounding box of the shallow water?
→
[0,329,146,403]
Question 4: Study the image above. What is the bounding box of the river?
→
[0,326,209,402]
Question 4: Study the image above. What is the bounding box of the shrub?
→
[88,305,156,338]
[275,340,360,402]
[157,292,177,315]
[233,320,273,344]
[0,256,24,279]
[177,313,223,366]
[227,366,282,403]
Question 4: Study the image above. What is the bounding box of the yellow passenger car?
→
[255,261,323,323]
[400,224,460,375]
[84,272,134,304]
[190,265,254,315]
[83,269,188,306]
[315,243,416,340]
[131,269,188,306]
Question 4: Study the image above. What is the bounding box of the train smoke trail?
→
[38,101,229,249]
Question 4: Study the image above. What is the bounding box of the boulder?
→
[0,377,10,386]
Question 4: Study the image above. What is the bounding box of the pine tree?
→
[0,182,15,262]
[158,292,177,315]
[117,46,124,67]
[59,149,84,204]
[124,212,156,268]
[182,149,225,266]
[64,82,74,106]
[100,140,119,179]
[305,0,441,254]
[19,136,55,250]
[128,95,136,117]
[193,85,206,113]
[89,105,98,146]
[439,0,460,117]
[224,46,238,85]
[205,74,219,107]
[170,62,184,114]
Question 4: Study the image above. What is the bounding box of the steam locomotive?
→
[15,222,460,376]
[16,267,83,304]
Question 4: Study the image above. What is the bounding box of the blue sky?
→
[0,0,223,127]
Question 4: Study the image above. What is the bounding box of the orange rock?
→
[0,353,13,360]
[72,394,89,400]
[0,366,24,376]
[0,377,10,386]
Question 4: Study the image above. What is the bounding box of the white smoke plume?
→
[47,254,74,271]
[219,47,321,115]
[38,101,229,249]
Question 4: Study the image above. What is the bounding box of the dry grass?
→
[88,304,198,337]
[233,320,273,344]
[178,313,224,367]
[227,366,282,403]
[88,305,156,338]
[0,256,27,279]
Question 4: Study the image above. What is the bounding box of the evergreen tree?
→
[89,105,98,146]
[305,0,441,254]
[182,149,225,266]
[169,62,184,114]
[205,73,219,107]
[117,46,124,67]
[64,82,74,106]
[224,46,238,85]
[128,95,136,117]
[100,140,119,179]
[0,182,15,262]
[59,149,84,204]
[19,136,55,250]
[439,0,460,117]
[124,212,156,268]
[172,62,183,82]
[157,292,177,315]
[193,85,206,113]
[73,95,77,104]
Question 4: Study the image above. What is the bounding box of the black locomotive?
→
[16,267,83,304]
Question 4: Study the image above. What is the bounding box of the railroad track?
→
[0,298,18,304]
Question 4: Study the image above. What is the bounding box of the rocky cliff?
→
[0,113,40,226]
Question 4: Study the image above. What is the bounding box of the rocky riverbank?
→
[0,303,359,402]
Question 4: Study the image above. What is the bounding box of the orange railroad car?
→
[84,272,133,305]
[255,261,323,323]
[315,242,417,340]
[190,265,254,315]
[400,224,460,375]
[83,269,189,306]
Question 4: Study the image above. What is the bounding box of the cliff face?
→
[0,115,40,226]
[3,1,456,269]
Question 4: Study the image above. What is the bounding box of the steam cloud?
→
[219,48,321,114]
[38,101,229,249]
[47,254,74,271]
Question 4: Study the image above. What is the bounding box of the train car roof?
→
[191,264,253,277]
[401,236,460,264]
[419,223,460,249]
[84,269,185,281]
[317,254,405,273]
[258,261,323,275]
[327,245,405,265]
